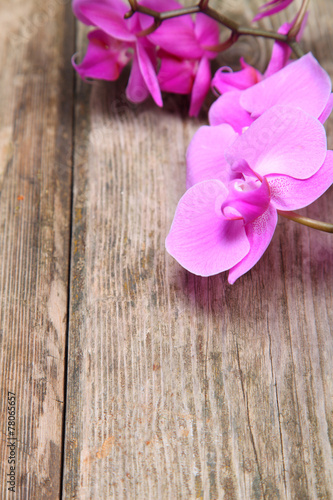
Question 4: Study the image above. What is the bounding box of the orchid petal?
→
[139,0,192,31]
[137,43,162,106]
[268,150,333,211]
[186,124,238,188]
[166,180,250,276]
[228,205,278,283]
[189,57,211,117]
[79,2,136,41]
[194,13,220,58]
[72,0,124,25]
[145,17,202,59]
[126,53,150,103]
[157,53,195,94]
[264,21,292,77]
[222,177,271,224]
[212,60,262,95]
[226,105,327,179]
[208,91,254,133]
[265,14,308,77]
[318,93,333,124]
[72,30,132,81]
[241,53,332,119]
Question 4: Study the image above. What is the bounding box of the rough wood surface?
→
[62,1,333,499]
[0,1,74,498]
[0,0,333,499]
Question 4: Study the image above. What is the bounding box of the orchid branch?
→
[125,1,305,57]
[278,210,333,233]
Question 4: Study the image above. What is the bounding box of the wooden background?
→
[0,0,333,498]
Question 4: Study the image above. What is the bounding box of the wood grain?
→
[0,1,74,498]
[0,0,332,498]
[63,1,333,499]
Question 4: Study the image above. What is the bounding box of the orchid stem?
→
[288,0,310,40]
[278,210,333,233]
[125,1,304,58]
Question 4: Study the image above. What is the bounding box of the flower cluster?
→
[166,53,333,282]
[72,0,297,116]
[73,0,221,116]
[72,0,333,284]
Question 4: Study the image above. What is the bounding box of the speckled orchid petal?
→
[226,105,327,179]
[222,176,271,224]
[166,180,250,277]
[267,151,333,211]
[228,205,278,283]
[186,124,238,189]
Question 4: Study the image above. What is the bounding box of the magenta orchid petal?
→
[146,19,203,59]
[166,180,250,277]
[226,105,327,179]
[264,21,292,77]
[139,0,192,31]
[222,176,271,224]
[72,30,132,81]
[126,53,150,103]
[253,0,294,22]
[189,57,211,117]
[157,52,195,94]
[241,53,332,119]
[186,124,238,189]
[264,15,308,77]
[208,91,254,132]
[267,150,333,211]
[318,93,333,123]
[72,0,120,25]
[136,43,162,106]
[228,205,278,283]
[194,13,220,58]
[212,60,262,95]
[79,2,137,41]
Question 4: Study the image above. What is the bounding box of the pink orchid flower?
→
[253,0,295,22]
[141,0,220,116]
[166,105,333,283]
[209,53,333,134]
[72,0,162,106]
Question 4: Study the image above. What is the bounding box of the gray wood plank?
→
[0,1,74,498]
[64,1,333,498]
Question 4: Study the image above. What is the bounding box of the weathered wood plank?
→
[0,1,74,498]
[64,1,333,498]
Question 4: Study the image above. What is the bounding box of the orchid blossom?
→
[166,106,333,283]
[72,0,163,106]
